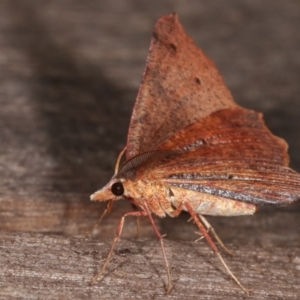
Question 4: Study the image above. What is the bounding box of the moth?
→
[90,13,300,294]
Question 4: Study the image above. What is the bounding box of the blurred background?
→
[0,0,299,238]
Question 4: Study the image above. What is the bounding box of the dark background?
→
[0,1,299,299]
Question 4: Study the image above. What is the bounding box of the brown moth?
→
[90,13,300,294]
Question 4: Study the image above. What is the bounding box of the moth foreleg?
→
[84,200,114,236]
[90,209,148,286]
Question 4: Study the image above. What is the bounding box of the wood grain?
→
[1,229,300,300]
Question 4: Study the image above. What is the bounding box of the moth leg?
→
[168,201,184,218]
[84,200,114,236]
[184,203,249,295]
[198,214,235,256]
[194,231,204,242]
[143,202,173,294]
[131,203,141,238]
[90,210,148,286]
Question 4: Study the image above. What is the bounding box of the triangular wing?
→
[126,13,237,159]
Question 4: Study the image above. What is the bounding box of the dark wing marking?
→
[164,162,300,206]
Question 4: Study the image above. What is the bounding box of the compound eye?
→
[111,181,124,196]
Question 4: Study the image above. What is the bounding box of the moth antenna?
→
[114,146,127,175]
[198,215,235,256]
[184,203,249,295]
[84,200,114,236]
[90,209,148,286]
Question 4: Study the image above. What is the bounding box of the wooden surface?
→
[0,1,300,299]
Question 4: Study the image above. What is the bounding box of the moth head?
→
[90,178,126,202]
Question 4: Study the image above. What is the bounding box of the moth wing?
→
[163,161,300,206]
[150,108,300,206]
[126,13,237,159]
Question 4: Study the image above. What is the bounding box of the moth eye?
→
[111,182,124,196]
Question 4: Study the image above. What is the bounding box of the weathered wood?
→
[0,0,300,299]
[1,230,300,300]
